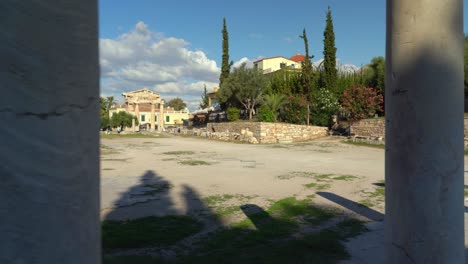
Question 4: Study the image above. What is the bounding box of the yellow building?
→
[253,54,305,74]
[109,88,189,131]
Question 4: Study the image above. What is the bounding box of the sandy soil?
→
[100,135,468,263]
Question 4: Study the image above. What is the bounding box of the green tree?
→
[100,96,115,129]
[219,18,232,89]
[200,84,210,109]
[365,56,385,94]
[110,111,138,128]
[322,6,338,93]
[167,98,187,111]
[262,93,286,122]
[300,28,316,125]
[217,64,267,120]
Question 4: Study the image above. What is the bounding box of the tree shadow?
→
[316,192,384,222]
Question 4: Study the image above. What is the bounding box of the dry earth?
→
[100,135,468,263]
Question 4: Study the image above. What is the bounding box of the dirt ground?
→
[100,135,468,263]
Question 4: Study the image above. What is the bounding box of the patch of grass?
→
[178,160,211,166]
[179,202,362,264]
[358,199,376,207]
[102,197,369,264]
[342,140,385,149]
[163,150,195,155]
[161,158,177,161]
[304,182,331,190]
[102,168,115,171]
[464,188,468,196]
[100,145,120,155]
[332,175,359,181]
[464,149,468,156]
[359,184,385,207]
[203,194,257,217]
[102,215,203,251]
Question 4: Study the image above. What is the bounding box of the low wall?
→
[207,122,328,144]
[350,118,385,139]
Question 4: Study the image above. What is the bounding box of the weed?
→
[178,160,211,166]
[163,151,195,155]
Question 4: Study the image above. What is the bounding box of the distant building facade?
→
[109,88,189,131]
[253,54,305,74]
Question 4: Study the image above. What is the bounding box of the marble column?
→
[385,0,464,263]
[134,102,140,131]
[150,103,155,132]
[0,1,100,263]
[158,100,165,132]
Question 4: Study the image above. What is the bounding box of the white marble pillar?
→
[385,0,464,263]
[134,103,140,131]
[158,100,165,132]
[0,1,100,264]
[150,103,155,132]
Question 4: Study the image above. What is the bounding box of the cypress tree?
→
[300,28,315,125]
[323,6,337,93]
[220,18,232,88]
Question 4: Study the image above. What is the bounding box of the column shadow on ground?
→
[316,192,384,222]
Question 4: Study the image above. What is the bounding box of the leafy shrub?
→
[258,104,275,122]
[226,107,240,121]
[263,93,286,122]
[281,95,308,124]
[341,86,383,122]
[311,88,341,126]
[110,111,139,128]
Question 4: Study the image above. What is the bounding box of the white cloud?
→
[232,56,264,69]
[99,21,220,110]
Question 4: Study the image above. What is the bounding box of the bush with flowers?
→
[280,95,309,124]
[311,88,341,126]
[341,86,383,122]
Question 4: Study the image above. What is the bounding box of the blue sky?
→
[98,0,468,109]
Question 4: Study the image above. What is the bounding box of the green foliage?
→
[218,64,267,119]
[266,69,302,95]
[101,116,110,129]
[219,18,232,89]
[341,86,383,122]
[102,216,203,250]
[200,84,210,109]
[322,6,338,93]
[226,107,240,121]
[311,88,340,126]
[263,93,287,121]
[258,104,275,122]
[281,95,308,124]
[300,28,316,101]
[365,57,385,94]
[166,97,187,111]
[110,111,138,128]
[100,96,115,128]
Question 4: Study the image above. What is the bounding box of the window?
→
[155,115,158,121]
[141,115,145,122]
[291,64,295,68]
[166,116,170,122]
[280,63,286,69]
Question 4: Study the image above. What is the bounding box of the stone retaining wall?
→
[350,118,385,139]
[207,122,328,144]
